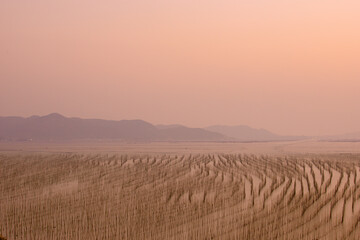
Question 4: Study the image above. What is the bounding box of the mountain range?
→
[0,113,226,142]
[0,113,308,142]
[206,125,308,142]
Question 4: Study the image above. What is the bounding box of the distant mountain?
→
[156,124,187,130]
[159,126,230,141]
[0,113,228,142]
[0,113,309,142]
[206,125,306,142]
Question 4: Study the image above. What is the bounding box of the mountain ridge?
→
[0,113,228,142]
[0,113,312,142]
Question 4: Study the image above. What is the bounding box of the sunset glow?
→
[1,0,360,135]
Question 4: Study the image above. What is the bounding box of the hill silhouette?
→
[0,113,227,142]
[206,125,306,142]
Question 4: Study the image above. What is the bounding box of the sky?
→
[1,0,360,136]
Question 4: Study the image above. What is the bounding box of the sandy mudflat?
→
[1,139,360,155]
[1,141,360,239]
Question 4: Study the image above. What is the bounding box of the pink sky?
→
[1,0,360,136]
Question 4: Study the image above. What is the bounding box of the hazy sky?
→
[1,0,360,136]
